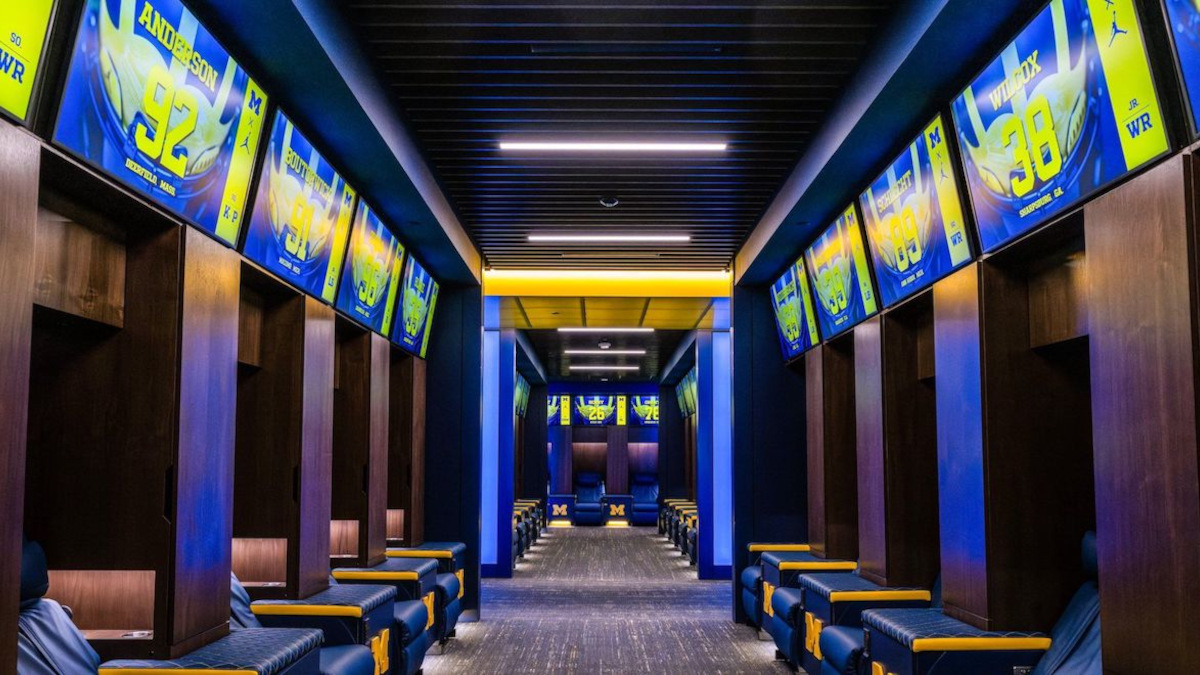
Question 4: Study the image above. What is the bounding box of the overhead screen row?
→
[771,0,1200,362]
[0,0,439,358]
[546,395,661,426]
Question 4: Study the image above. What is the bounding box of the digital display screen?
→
[770,255,821,361]
[243,110,355,301]
[0,0,54,121]
[630,396,660,426]
[573,395,617,426]
[55,0,268,244]
[804,204,879,338]
[860,115,974,307]
[674,382,688,418]
[548,394,570,426]
[1165,0,1200,134]
[951,0,1168,252]
[394,255,440,359]
[514,375,529,418]
[334,201,405,336]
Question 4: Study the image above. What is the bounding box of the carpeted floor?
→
[423,526,790,674]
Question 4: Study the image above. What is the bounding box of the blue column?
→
[480,298,515,578]
[697,298,733,580]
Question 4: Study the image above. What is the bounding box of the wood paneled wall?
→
[0,125,39,673]
[234,274,335,601]
[389,353,426,546]
[1085,154,1200,672]
[805,339,858,560]
[606,425,629,494]
[331,323,390,567]
[933,246,1094,632]
[855,299,940,589]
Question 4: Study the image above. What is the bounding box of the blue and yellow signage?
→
[335,201,405,336]
[243,110,355,301]
[861,115,973,307]
[0,0,54,121]
[573,395,617,426]
[1166,0,1200,134]
[630,396,660,426]
[55,0,267,245]
[547,394,570,426]
[770,256,821,361]
[394,255,440,359]
[804,204,879,338]
[951,0,1168,252]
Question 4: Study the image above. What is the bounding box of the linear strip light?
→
[499,141,727,153]
[557,327,654,333]
[564,349,646,355]
[529,234,690,243]
[569,365,641,371]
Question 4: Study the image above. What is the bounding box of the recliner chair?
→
[858,532,1101,675]
[230,573,377,675]
[573,472,606,526]
[629,473,659,526]
[17,535,323,675]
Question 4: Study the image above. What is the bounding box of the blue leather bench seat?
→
[17,536,323,675]
[386,541,467,575]
[739,543,811,629]
[329,559,439,673]
[816,575,941,675]
[250,584,396,650]
[434,572,463,643]
[100,628,326,675]
[686,525,698,565]
[574,472,606,526]
[863,608,1050,675]
[760,552,857,668]
[798,573,932,674]
[859,532,1099,675]
[630,474,659,526]
[231,574,383,675]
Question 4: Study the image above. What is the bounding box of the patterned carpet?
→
[423,526,789,674]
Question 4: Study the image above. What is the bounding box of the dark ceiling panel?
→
[341,0,900,270]
[522,328,690,382]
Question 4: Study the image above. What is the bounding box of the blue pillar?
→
[697,299,734,580]
[480,299,515,578]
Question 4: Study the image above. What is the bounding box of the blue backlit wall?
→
[696,299,734,579]
[480,297,516,578]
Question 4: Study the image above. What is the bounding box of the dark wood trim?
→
[0,124,39,674]
[806,339,858,560]
[389,352,427,546]
[1085,154,1200,672]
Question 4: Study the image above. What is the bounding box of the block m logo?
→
[552,504,569,516]
[609,504,625,517]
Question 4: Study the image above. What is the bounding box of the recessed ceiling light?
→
[564,349,646,355]
[558,327,653,334]
[530,234,689,243]
[569,365,640,371]
[499,141,727,153]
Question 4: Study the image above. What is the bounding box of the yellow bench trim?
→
[101,671,257,674]
[250,604,363,618]
[749,543,811,552]
[778,561,858,571]
[387,550,453,559]
[828,590,931,603]
[910,637,1052,653]
[332,570,419,581]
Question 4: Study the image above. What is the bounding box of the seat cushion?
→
[393,599,429,645]
[100,627,323,675]
[740,565,763,592]
[819,625,864,675]
[20,538,50,609]
[1031,582,1100,675]
[771,586,805,625]
[435,573,461,603]
[318,644,375,675]
[862,608,1049,651]
[18,599,102,675]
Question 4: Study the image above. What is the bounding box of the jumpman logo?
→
[239,120,257,152]
[1109,11,1128,47]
